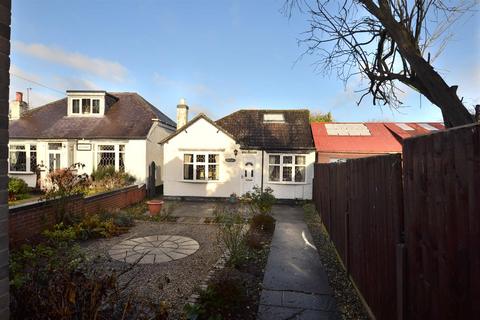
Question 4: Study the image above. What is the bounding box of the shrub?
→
[90,166,136,194]
[43,163,90,224]
[218,212,248,267]
[186,269,247,319]
[112,211,135,228]
[10,238,168,320]
[8,177,29,201]
[250,214,275,233]
[241,186,276,215]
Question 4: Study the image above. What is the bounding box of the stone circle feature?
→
[108,235,200,264]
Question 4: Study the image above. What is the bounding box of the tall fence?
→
[312,123,480,320]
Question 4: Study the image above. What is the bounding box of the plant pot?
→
[146,200,164,216]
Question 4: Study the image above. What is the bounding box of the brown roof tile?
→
[216,109,315,151]
[9,92,176,139]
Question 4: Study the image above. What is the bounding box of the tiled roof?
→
[9,92,176,139]
[216,109,315,151]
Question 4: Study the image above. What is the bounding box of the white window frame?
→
[95,144,125,172]
[72,98,101,115]
[9,144,37,173]
[268,154,307,184]
[183,152,220,182]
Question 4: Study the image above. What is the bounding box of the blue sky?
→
[9,0,480,122]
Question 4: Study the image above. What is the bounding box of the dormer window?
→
[67,90,109,117]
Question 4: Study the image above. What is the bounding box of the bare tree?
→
[285,0,477,127]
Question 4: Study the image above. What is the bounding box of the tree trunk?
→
[360,1,474,127]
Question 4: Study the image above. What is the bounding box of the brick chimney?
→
[9,91,29,120]
[176,98,189,129]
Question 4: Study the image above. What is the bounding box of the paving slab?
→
[257,205,340,320]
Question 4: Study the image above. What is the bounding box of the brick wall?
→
[0,0,10,317]
[9,185,146,247]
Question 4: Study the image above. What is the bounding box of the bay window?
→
[96,144,125,172]
[9,144,37,172]
[183,153,219,181]
[268,154,306,183]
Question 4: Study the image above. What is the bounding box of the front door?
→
[242,160,255,194]
[48,143,62,171]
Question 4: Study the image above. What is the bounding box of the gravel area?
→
[303,204,371,320]
[82,220,222,319]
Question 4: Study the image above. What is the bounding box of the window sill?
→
[180,180,221,183]
[266,181,308,185]
[9,171,35,175]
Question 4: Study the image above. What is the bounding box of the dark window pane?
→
[92,99,100,113]
[208,164,218,180]
[82,98,91,113]
[196,164,206,180]
[184,154,193,163]
[283,166,292,181]
[295,166,305,182]
[196,155,205,163]
[9,150,26,171]
[283,156,292,164]
[208,154,218,163]
[72,99,80,113]
[184,164,193,180]
[269,165,280,181]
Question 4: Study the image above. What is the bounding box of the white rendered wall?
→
[263,151,316,200]
[163,118,242,198]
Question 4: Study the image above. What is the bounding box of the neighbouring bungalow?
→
[311,122,445,163]
[8,91,176,188]
[161,100,316,200]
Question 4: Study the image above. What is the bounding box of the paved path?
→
[257,205,339,320]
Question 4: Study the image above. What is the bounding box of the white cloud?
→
[13,41,128,82]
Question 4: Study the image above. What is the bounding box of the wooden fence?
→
[312,123,480,320]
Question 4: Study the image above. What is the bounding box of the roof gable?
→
[160,113,236,144]
[9,92,176,139]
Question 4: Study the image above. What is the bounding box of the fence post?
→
[396,243,406,320]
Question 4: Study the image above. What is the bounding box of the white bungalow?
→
[161,100,316,200]
[8,90,176,188]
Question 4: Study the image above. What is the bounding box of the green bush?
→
[242,186,276,215]
[8,178,29,198]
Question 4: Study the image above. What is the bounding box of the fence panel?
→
[403,124,480,319]
[313,154,403,319]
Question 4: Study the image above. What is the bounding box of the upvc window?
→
[96,144,125,172]
[9,144,37,172]
[268,154,306,183]
[183,153,219,181]
[72,98,100,114]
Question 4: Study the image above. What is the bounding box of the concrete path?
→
[257,205,339,320]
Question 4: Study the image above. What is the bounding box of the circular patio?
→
[108,235,200,264]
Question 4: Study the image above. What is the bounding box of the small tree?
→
[310,111,334,122]
[43,163,90,224]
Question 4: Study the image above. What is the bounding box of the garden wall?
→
[9,184,146,247]
[312,123,480,320]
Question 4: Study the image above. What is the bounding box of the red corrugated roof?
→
[311,122,444,153]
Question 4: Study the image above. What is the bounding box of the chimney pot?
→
[16,92,23,102]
